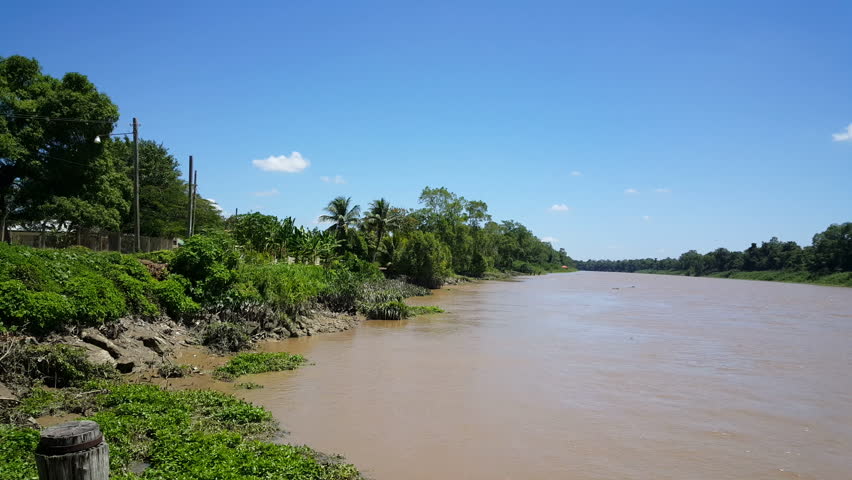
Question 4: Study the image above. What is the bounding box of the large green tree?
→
[0,55,123,234]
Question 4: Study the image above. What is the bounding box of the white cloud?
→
[253,188,280,197]
[550,203,571,212]
[642,215,651,221]
[206,198,223,212]
[252,152,310,173]
[654,188,671,193]
[320,175,346,184]
[624,188,639,194]
[540,236,559,243]
[570,171,582,176]
[832,124,852,142]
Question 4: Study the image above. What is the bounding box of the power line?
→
[0,112,117,125]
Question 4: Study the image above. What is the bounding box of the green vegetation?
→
[214,352,307,380]
[0,342,117,389]
[408,305,445,315]
[577,223,852,287]
[1,384,360,480]
[0,243,197,333]
[0,56,221,238]
[235,382,264,390]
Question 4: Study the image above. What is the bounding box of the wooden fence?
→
[8,230,177,253]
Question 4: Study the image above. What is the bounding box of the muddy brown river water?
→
[236,272,852,480]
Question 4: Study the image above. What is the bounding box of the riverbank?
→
[632,269,852,287]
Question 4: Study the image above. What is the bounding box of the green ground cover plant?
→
[0,383,361,480]
[214,352,307,380]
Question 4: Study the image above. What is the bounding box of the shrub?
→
[236,263,328,315]
[214,352,307,380]
[393,231,452,288]
[153,274,200,319]
[202,322,252,353]
[136,249,176,265]
[358,300,409,320]
[66,273,126,324]
[1,343,117,388]
[170,233,239,303]
[408,305,444,315]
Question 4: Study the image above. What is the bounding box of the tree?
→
[393,231,452,288]
[1,55,122,233]
[810,223,852,273]
[364,198,402,262]
[319,196,361,239]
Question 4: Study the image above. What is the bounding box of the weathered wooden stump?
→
[35,420,109,480]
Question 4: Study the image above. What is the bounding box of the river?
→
[238,272,852,480]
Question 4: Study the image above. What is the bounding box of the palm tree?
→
[364,198,403,262]
[319,196,361,239]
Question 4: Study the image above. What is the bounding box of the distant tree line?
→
[576,223,852,276]
[227,186,574,288]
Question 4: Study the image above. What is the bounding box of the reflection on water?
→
[237,273,852,480]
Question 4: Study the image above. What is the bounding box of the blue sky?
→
[2,1,850,260]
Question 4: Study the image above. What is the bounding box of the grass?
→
[407,305,444,315]
[214,352,307,380]
[0,383,361,480]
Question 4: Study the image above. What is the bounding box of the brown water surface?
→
[241,272,852,480]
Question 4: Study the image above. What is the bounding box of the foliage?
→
[152,274,200,318]
[392,231,452,288]
[87,383,360,479]
[0,243,197,333]
[202,322,252,353]
[408,305,444,315]
[236,263,329,315]
[0,342,117,389]
[576,223,852,287]
[0,425,39,480]
[170,232,239,303]
[214,352,307,380]
[319,196,361,238]
[0,55,124,234]
[359,300,410,320]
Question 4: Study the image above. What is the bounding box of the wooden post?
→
[35,420,109,480]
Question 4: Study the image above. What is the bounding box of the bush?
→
[153,274,200,319]
[214,352,307,380]
[236,263,328,315]
[358,300,409,320]
[136,249,176,265]
[393,231,452,288]
[170,233,239,303]
[202,322,252,353]
[0,343,117,388]
[0,244,193,333]
[66,273,127,324]
[408,305,444,315]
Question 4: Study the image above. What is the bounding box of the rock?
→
[81,329,121,358]
[116,360,136,374]
[80,344,117,368]
[140,335,169,356]
[0,381,18,403]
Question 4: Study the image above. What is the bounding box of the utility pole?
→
[191,170,198,236]
[186,155,193,237]
[132,117,141,253]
